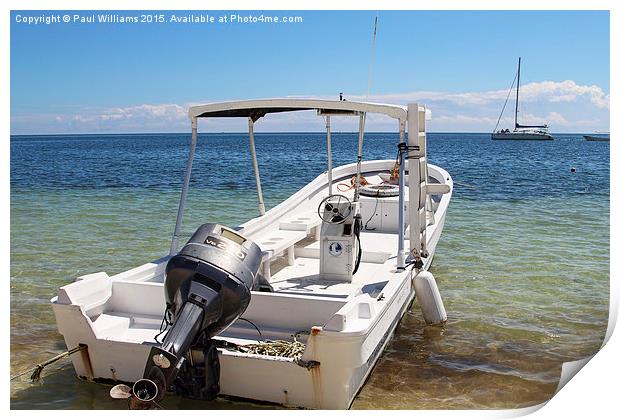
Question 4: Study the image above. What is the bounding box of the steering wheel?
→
[317,194,352,225]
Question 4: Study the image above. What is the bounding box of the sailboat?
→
[491,57,553,141]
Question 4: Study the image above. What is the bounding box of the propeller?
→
[110,384,132,400]
[109,379,161,410]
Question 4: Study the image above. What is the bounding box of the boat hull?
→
[491,132,553,140]
[583,135,609,142]
[51,274,420,409]
[50,160,452,409]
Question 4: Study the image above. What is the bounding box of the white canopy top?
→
[173,99,431,262]
[188,98,409,121]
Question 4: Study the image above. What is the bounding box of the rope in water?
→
[12,336,311,385]
[452,181,477,189]
[10,344,87,382]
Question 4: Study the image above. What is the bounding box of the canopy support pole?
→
[353,112,366,203]
[407,103,428,263]
[326,115,333,195]
[248,117,266,216]
[170,117,198,255]
[397,117,406,270]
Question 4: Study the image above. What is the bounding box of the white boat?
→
[492,128,553,140]
[491,58,554,141]
[583,133,610,141]
[51,99,453,409]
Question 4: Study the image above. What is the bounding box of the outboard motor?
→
[135,223,263,405]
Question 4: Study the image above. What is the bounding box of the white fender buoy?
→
[413,271,447,325]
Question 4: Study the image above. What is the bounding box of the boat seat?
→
[279,210,322,233]
[92,312,161,344]
[249,229,308,284]
[108,281,165,318]
[251,229,307,258]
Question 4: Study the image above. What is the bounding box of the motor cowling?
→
[137,223,263,405]
[165,223,262,337]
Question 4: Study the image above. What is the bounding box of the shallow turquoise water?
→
[10,133,609,409]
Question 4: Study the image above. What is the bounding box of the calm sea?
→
[10,132,609,409]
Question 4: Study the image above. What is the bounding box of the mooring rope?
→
[238,338,306,360]
[452,181,477,189]
[12,335,313,385]
[10,344,87,382]
[213,331,310,362]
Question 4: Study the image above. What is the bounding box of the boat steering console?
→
[318,194,363,281]
[318,194,353,224]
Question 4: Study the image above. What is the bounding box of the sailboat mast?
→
[514,57,521,130]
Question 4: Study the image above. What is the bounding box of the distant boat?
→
[583,133,609,142]
[491,57,553,141]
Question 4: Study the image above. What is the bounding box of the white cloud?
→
[90,103,186,123]
[518,80,609,109]
[543,111,568,125]
[432,114,496,125]
[345,80,609,110]
[519,111,599,129]
[10,80,609,134]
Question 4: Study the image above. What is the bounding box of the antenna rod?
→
[515,57,521,130]
[366,14,378,100]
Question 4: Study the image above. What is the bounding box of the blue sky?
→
[10,10,610,133]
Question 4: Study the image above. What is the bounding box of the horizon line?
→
[9,130,600,137]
